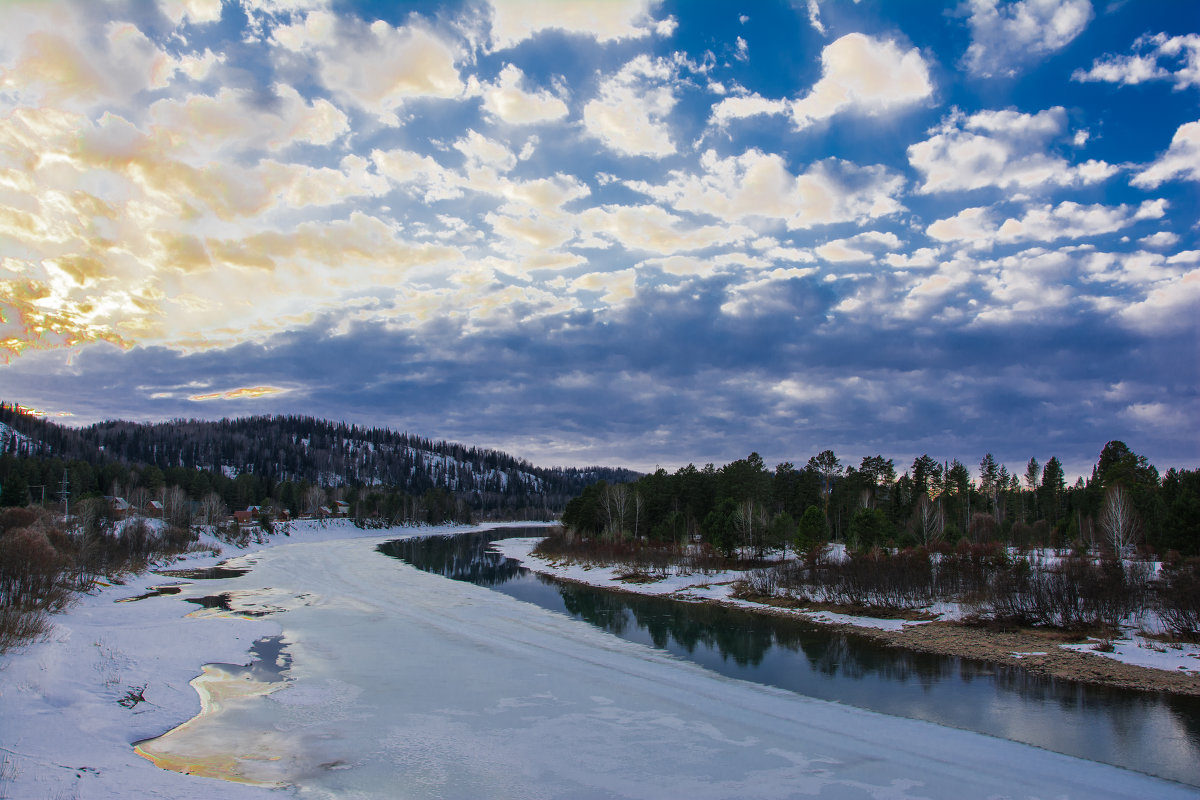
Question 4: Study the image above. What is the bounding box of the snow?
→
[492,537,1200,672]
[490,538,935,633]
[1062,634,1200,675]
[1,521,1195,799]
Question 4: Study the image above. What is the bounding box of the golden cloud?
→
[188,386,290,402]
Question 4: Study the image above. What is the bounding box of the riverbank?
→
[489,538,1200,697]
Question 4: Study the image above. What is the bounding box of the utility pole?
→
[59,470,70,519]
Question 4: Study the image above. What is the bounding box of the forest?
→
[562,442,1199,557]
[555,443,1200,638]
[0,403,637,523]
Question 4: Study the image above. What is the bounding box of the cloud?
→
[711,33,932,129]
[1073,33,1200,90]
[909,107,1116,193]
[1131,120,1200,188]
[628,149,905,230]
[816,232,904,263]
[189,385,289,401]
[160,0,223,27]
[791,33,933,128]
[962,0,1093,78]
[576,204,751,255]
[927,199,1166,248]
[487,0,668,51]
[272,12,463,123]
[583,55,679,157]
[1119,268,1200,334]
[147,84,349,154]
[477,64,569,125]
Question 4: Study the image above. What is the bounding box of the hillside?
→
[0,404,638,520]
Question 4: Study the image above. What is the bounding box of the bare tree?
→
[162,486,191,530]
[913,494,944,546]
[197,492,226,527]
[1097,484,1140,557]
[600,483,630,541]
[303,485,325,519]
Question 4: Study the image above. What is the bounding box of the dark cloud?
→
[8,272,1196,482]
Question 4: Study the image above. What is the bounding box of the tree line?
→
[561,441,1199,558]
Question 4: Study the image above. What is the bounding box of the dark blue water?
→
[379,527,1200,787]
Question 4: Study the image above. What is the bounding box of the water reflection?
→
[379,527,1200,787]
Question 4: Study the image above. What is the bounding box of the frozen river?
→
[127,528,1196,798]
[383,527,1200,787]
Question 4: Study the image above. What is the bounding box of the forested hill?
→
[0,404,638,519]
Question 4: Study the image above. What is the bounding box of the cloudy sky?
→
[1,0,1197,479]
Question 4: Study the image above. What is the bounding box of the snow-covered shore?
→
[2,521,1197,798]
[490,537,1200,679]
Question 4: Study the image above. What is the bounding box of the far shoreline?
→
[490,537,1200,699]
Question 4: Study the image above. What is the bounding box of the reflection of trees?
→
[378,527,557,586]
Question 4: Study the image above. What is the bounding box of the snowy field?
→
[1,520,1196,799]
[490,538,1200,674]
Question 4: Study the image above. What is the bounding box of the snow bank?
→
[492,537,1200,672]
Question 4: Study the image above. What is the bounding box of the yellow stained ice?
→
[134,664,293,787]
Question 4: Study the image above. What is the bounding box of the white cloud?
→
[274,13,463,124]
[1073,33,1200,90]
[148,84,349,154]
[908,107,1116,193]
[806,0,826,35]
[791,33,933,128]
[816,231,904,263]
[928,199,1167,248]
[629,149,905,230]
[478,64,569,125]
[160,0,223,26]
[488,0,667,51]
[453,129,517,172]
[583,55,678,158]
[1120,268,1200,333]
[714,34,932,129]
[1139,231,1179,250]
[963,0,1093,78]
[1132,120,1200,188]
[576,204,750,254]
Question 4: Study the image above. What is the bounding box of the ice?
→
[1,522,1195,799]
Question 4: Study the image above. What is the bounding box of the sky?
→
[0,0,1197,480]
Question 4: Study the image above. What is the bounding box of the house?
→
[333,500,350,517]
[147,500,164,517]
[106,496,131,519]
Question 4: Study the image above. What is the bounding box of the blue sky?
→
[1,0,1197,480]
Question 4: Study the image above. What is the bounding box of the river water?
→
[379,526,1200,787]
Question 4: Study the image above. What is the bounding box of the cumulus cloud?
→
[488,0,668,51]
[628,149,905,230]
[962,0,1093,78]
[909,107,1115,193]
[1132,120,1200,188]
[160,0,223,27]
[928,199,1166,248]
[477,64,569,125]
[147,84,348,154]
[272,11,463,123]
[576,204,750,254]
[1073,33,1200,90]
[583,55,679,158]
[711,33,932,129]
[1119,268,1200,333]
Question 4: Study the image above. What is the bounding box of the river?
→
[380,526,1200,787]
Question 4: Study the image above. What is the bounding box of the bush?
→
[1158,557,1200,641]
